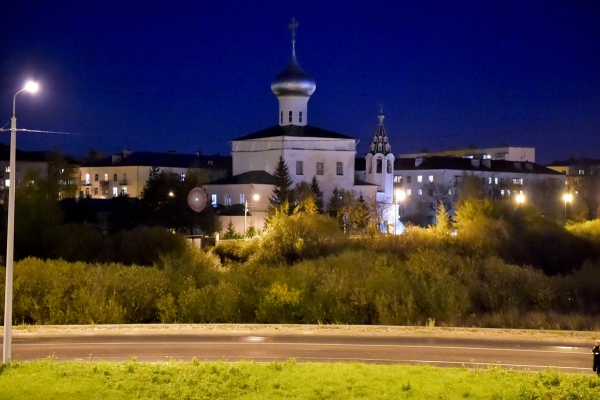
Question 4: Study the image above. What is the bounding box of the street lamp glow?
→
[4,82,39,364]
[253,194,259,201]
[563,193,573,203]
[516,193,525,205]
[395,189,406,202]
[24,81,39,93]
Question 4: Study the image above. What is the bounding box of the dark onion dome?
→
[271,54,316,97]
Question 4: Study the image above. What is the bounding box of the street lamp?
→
[394,189,406,235]
[515,193,525,206]
[244,194,260,237]
[563,193,573,221]
[4,81,39,364]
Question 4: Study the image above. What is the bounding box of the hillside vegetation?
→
[1,211,600,329]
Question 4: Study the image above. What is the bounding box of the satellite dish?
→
[188,187,207,212]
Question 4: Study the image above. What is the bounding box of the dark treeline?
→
[1,213,599,328]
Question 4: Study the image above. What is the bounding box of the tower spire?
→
[289,17,298,56]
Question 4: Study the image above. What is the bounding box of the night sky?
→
[1,0,598,164]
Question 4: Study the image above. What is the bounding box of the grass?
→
[1,358,599,399]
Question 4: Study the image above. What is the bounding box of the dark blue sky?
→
[1,0,598,164]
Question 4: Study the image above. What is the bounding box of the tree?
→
[293,181,318,215]
[310,176,324,213]
[223,219,240,239]
[432,202,452,236]
[456,172,486,206]
[268,156,293,216]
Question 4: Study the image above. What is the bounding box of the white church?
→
[202,20,389,234]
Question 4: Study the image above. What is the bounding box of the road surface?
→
[3,326,594,374]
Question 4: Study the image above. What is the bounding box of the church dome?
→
[271,54,316,97]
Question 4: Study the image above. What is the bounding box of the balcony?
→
[119,180,128,186]
[81,180,92,186]
[99,180,109,187]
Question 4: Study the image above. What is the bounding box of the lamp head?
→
[563,193,573,203]
[395,189,406,202]
[24,82,39,93]
[253,194,260,201]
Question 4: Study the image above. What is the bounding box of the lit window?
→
[181,173,186,181]
[104,173,108,181]
[316,162,324,175]
[4,179,9,187]
[494,177,498,185]
[428,175,433,182]
[579,169,585,175]
[112,187,118,196]
[226,195,231,206]
[507,190,511,196]
[296,161,303,175]
[501,190,505,196]
[512,178,523,185]
[394,175,402,183]
[212,194,217,206]
[417,189,422,195]
[406,189,412,196]
[488,177,492,184]
[448,189,452,195]
[5,167,9,173]
[240,193,245,204]
[85,174,90,184]
[336,162,343,175]
[417,175,422,183]
[122,187,127,195]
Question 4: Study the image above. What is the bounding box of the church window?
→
[289,111,292,123]
[376,159,382,173]
[299,111,303,123]
[387,160,392,174]
[336,162,343,175]
[296,161,304,175]
[316,162,324,175]
[417,175,422,183]
[428,175,433,182]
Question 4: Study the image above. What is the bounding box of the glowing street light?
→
[563,193,573,221]
[244,194,260,237]
[4,81,39,364]
[394,189,406,235]
[515,193,525,205]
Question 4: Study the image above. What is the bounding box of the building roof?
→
[547,158,600,167]
[0,143,79,165]
[232,124,353,141]
[205,170,278,185]
[395,156,561,175]
[355,156,561,175]
[84,151,231,169]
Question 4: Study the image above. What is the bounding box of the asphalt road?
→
[3,328,595,374]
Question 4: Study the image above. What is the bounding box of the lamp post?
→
[244,194,260,237]
[4,81,38,364]
[563,193,572,221]
[394,189,406,235]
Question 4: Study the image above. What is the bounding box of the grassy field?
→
[1,358,599,399]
